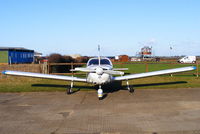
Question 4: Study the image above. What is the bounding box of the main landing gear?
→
[126,80,134,93]
[67,81,73,94]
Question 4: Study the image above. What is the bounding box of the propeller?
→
[96,67,104,75]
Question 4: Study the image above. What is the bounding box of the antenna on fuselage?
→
[98,45,101,66]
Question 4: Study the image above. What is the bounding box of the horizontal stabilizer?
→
[113,68,128,71]
[70,68,95,73]
[103,70,124,75]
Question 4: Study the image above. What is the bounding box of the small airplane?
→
[2,46,196,100]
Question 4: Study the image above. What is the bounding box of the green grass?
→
[126,76,200,89]
[114,62,198,75]
[0,62,199,92]
[0,75,91,92]
[0,75,199,92]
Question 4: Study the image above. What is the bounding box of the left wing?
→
[2,70,87,82]
[113,66,196,81]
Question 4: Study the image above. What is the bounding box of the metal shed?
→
[0,47,34,64]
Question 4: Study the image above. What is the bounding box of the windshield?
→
[88,58,112,66]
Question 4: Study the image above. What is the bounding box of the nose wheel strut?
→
[97,85,103,100]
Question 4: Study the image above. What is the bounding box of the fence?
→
[47,62,199,77]
[0,64,43,73]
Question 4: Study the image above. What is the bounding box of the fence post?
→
[42,62,48,74]
[48,63,50,74]
[170,62,173,77]
[71,62,74,76]
[145,63,148,72]
[196,62,199,77]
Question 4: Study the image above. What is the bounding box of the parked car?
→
[178,56,196,63]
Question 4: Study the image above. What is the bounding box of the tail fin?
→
[98,45,101,66]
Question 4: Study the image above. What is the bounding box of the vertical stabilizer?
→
[98,45,101,66]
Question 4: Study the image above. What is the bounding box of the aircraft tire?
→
[129,86,134,93]
[67,88,72,95]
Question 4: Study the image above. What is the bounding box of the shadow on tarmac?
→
[32,81,187,100]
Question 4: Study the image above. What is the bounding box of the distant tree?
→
[47,54,89,73]
[75,56,89,63]
[48,53,65,63]
[48,53,73,73]
[63,56,74,63]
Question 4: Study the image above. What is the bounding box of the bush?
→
[48,53,66,63]
[75,56,89,63]
[48,54,89,73]
[48,54,73,73]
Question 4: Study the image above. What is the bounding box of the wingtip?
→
[2,70,7,75]
[193,66,197,70]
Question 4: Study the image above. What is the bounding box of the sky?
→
[0,0,199,56]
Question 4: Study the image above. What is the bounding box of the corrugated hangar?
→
[0,47,34,64]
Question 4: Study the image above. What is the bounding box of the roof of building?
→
[34,51,43,56]
[0,47,34,52]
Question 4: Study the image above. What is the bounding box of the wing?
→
[113,66,196,81]
[2,70,87,82]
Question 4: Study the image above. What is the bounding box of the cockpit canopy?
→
[87,58,112,66]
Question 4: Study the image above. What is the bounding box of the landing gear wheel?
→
[67,88,72,95]
[97,87,103,100]
[128,86,134,93]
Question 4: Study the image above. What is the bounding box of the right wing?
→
[113,66,196,81]
[2,70,87,82]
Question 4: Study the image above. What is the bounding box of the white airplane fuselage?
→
[85,58,113,85]
[86,66,113,85]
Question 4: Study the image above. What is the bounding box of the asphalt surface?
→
[1,88,200,134]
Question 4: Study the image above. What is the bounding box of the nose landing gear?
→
[97,85,103,100]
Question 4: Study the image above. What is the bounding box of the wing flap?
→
[2,70,87,82]
[113,66,196,81]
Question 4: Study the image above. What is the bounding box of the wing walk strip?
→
[2,70,87,82]
[113,66,196,81]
